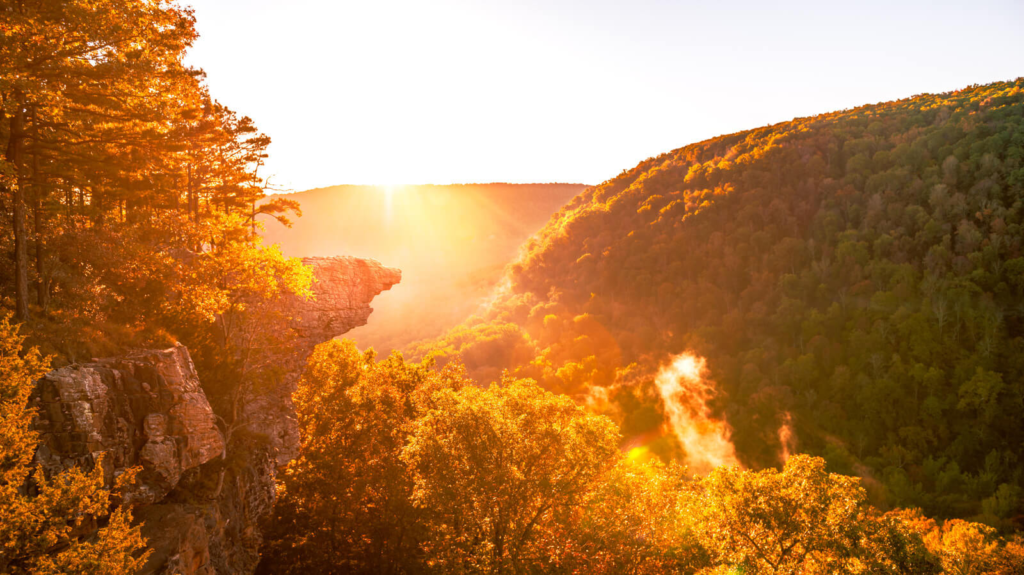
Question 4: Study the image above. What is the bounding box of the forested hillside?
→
[260,338,1024,574]
[412,79,1024,526]
[259,183,584,354]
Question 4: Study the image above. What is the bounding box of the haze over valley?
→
[259,183,585,353]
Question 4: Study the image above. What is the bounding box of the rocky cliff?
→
[31,256,400,574]
[246,257,402,466]
[33,345,225,506]
[287,256,403,347]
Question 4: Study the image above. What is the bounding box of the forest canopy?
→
[4,2,1024,572]
[411,79,1024,528]
[259,339,1024,574]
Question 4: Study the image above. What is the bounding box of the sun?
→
[382,185,408,224]
[382,185,408,202]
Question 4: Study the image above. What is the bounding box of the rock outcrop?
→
[31,256,400,575]
[245,256,401,466]
[287,256,402,347]
[32,345,224,506]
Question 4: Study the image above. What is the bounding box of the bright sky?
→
[184,0,1024,191]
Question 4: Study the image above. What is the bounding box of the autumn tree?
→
[543,458,710,574]
[0,0,198,320]
[259,342,1024,575]
[258,340,472,575]
[164,220,313,437]
[0,312,148,573]
[925,520,1003,575]
[994,536,1024,575]
[403,375,620,574]
[688,455,938,574]
[1,0,302,362]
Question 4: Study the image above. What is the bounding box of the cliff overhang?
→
[30,255,400,574]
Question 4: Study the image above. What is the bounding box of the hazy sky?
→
[184,0,1024,191]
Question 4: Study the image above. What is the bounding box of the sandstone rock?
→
[31,255,401,575]
[136,434,277,575]
[138,505,216,575]
[287,256,402,346]
[246,256,401,466]
[32,344,224,505]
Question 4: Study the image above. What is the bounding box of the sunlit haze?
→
[654,353,740,475]
[184,0,1024,191]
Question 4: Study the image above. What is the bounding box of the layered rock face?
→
[33,345,225,505]
[32,345,228,574]
[31,256,400,575]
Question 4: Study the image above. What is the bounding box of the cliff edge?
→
[247,256,402,466]
[30,256,400,574]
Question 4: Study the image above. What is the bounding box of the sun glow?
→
[382,185,405,224]
[382,185,407,199]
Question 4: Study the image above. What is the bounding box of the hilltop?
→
[413,79,1024,525]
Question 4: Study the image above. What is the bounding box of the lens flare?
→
[654,352,740,474]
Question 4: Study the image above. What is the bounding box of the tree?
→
[0,311,148,572]
[690,455,870,574]
[856,509,941,575]
[544,458,710,575]
[403,375,620,574]
[0,0,198,320]
[924,520,1001,575]
[258,340,471,575]
[165,224,313,434]
[994,536,1024,575]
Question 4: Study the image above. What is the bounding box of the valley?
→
[2,0,1023,571]
[259,183,585,354]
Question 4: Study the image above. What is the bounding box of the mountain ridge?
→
[412,78,1024,525]
[258,183,587,354]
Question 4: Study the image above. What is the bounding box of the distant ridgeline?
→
[412,79,1024,524]
[259,183,585,354]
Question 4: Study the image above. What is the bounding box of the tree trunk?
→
[187,164,197,223]
[6,103,30,321]
[32,150,47,310]
[33,200,45,310]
